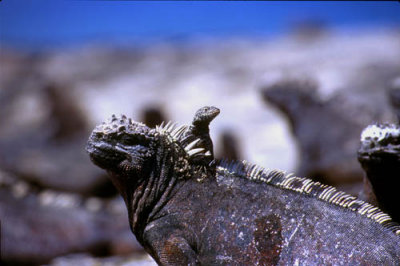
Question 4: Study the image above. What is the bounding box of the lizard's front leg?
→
[143,222,201,266]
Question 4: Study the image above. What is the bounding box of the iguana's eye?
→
[119,135,139,146]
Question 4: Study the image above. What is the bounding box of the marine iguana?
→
[358,123,400,223]
[217,130,241,161]
[261,78,365,188]
[87,107,400,265]
[141,105,168,128]
[388,77,400,122]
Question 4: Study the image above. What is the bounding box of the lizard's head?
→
[192,106,220,127]
[358,124,400,163]
[86,115,157,192]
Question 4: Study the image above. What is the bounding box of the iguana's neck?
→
[126,145,186,241]
[272,97,318,132]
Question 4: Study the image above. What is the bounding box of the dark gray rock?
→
[0,184,143,265]
[0,80,115,196]
[49,253,156,266]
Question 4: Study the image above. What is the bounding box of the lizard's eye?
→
[119,134,152,147]
[120,135,140,146]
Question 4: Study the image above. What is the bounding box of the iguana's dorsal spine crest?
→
[155,121,210,158]
[153,121,211,179]
[217,159,400,236]
[145,119,400,236]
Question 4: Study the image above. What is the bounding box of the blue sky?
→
[1,1,400,50]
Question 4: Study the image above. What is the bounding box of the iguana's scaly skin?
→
[87,108,400,265]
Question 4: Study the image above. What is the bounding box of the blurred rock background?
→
[1,1,400,265]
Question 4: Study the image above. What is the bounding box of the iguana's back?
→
[150,160,400,265]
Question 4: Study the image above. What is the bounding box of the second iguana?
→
[358,123,400,223]
[87,107,400,265]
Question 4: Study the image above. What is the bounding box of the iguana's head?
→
[358,124,400,163]
[262,79,318,114]
[87,110,219,233]
[87,111,214,196]
[86,115,157,194]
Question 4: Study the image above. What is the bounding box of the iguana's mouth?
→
[86,141,127,169]
[358,147,400,163]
